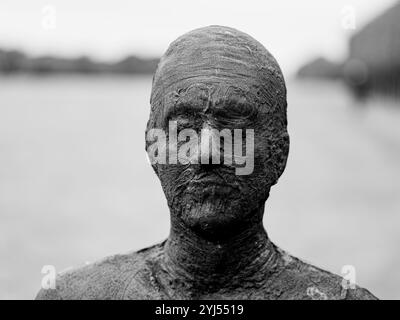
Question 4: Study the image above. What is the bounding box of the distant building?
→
[345,1,400,97]
[297,57,342,80]
[0,49,159,75]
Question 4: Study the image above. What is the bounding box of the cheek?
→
[253,130,289,188]
[251,137,277,187]
[157,164,183,183]
[156,164,191,199]
[253,134,269,169]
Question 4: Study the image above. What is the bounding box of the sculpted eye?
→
[232,103,258,118]
[214,103,258,127]
[176,117,192,129]
[169,114,201,131]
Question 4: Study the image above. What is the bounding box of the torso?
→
[36,241,377,300]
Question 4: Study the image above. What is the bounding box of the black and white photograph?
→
[1,0,399,304]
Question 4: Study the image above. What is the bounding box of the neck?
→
[163,205,278,291]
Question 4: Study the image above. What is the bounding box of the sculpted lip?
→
[190,172,239,190]
[191,172,225,184]
[192,176,225,186]
[188,180,234,196]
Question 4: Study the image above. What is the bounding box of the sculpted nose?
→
[198,122,221,166]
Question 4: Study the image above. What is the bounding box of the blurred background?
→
[0,0,399,299]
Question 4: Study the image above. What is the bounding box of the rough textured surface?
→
[36,26,377,300]
[36,241,376,300]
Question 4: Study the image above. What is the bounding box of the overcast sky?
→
[0,0,397,75]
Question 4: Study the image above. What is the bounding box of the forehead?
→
[157,82,265,121]
[149,27,287,126]
[164,82,255,107]
[150,27,286,109]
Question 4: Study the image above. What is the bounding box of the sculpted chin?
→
[36,25,377,300]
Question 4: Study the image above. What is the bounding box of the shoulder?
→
[35,242,165,300]
[270,246,378,300]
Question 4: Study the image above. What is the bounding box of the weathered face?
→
[146,26,289,239]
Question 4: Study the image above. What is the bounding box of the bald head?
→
[150,25,286,121]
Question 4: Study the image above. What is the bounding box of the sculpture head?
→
[146,26,289,240]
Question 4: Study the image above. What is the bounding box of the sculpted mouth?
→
[190,172,239,191]
[192,172,225,185]
[193,177,221,185]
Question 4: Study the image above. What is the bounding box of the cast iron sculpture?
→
[36,26,376,300]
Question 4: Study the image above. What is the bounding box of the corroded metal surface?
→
[36,26,377,300]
